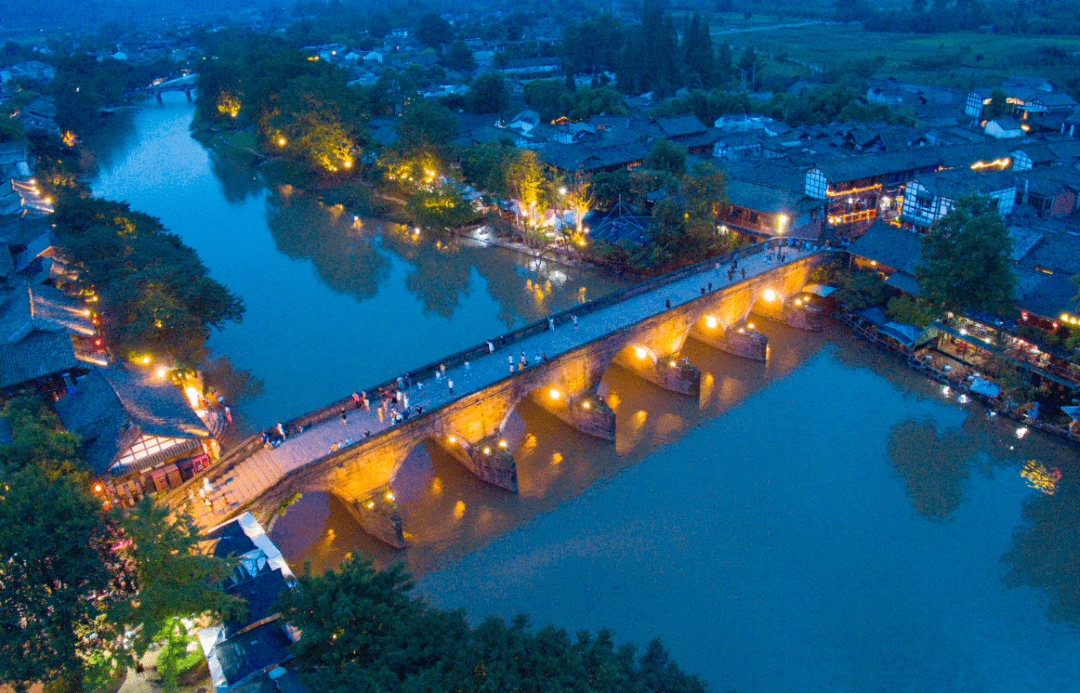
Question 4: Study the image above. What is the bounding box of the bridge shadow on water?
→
[271,315,835,576]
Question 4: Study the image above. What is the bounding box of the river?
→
[87,93,1080,693]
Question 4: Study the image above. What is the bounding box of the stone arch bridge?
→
[167,241,831,546]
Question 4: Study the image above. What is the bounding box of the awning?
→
[803,283,836,297]
[878,321,919,347]
[970,377,1001,398]
[855,306,889,327]
[1061,405,1080,422]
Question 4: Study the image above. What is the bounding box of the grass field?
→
[718,23,1080,90]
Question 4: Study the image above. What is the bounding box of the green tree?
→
[444,41,476,72]
[460,141,515,197]
[682,160,725,223]
[523,79,571,121]
[886,295,938,328]
[916,195,1015,317]
[113,498,243,691]
[506,149,546,236]
[0,396,85,479]
[270,73,365,173]
[53,197,245,367]
[416,13,452,47]
[466,72,509,113]
[982,87,1011,121]
[396,99,458,163]
[405,185,475,235]
[645,138,688,176]
[833,268,887,310]
[0,465,120,693]
[277,555,706,692]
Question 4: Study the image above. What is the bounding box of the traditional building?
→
[54,365,222,503]
[899,168,1016,229]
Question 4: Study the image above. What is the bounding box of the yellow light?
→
[498,440,507,448]
[634,346,647,359]
[385,491,394,501]
[93,483,103,493]
[483,446,491,455]
[184,386,201,408]
[367,501,375,509]
[669,361,676,368]
[549,388,561,400]
[278,137,286,146]
[448,435,456,444]
[582,401,591,409]
[1062,314,1069,322]
[747,323,755,330]
[777,214,788,234]
[140,356,151,364]
[763,289,777,302]
[155,367,167,378]
[705,315,717,329]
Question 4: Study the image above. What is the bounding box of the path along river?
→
[88,93,1080,693]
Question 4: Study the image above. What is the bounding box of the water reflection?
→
[210,153,263,204]
[1002,470,1080,623]
[887,418,976,519]
[265,189,391,301]
[272,317,832,575]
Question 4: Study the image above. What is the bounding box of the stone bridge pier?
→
[224,252,827,549]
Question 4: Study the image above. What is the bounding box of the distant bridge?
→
[132,74,197,102]
[166,240,831,546]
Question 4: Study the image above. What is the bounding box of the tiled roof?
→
[847,221,922,274]
[0,330,80,390]
[654,115,707,138]
[55,366,210,473]
[0,283,94,344]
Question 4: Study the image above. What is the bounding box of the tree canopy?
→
[277,555,706,693]
[53,197,245,366]
[916,195,1015,318]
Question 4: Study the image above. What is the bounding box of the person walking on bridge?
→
[352,392,361,408]
[341,408,348,426]
[549,317,555,331]
[448,379,455,393]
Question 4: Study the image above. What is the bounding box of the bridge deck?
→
[182,242,818,528]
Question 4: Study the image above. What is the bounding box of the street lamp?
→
[777,214,788,235]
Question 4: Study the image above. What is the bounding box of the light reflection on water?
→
[87,94,1080,693]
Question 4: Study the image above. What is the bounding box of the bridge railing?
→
[163,238,820,510]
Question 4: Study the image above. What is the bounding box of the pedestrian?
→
[405,372,411,388]
[396,390,403,406]
[572,315,578,329]
[464,359,471,373]
[403,394,409,409]
[666,298,671,309]
[362,391,370,409]
[542,352,548,361]
[510,363,515,373]
[417,381,423,393]
[397,376,404,390]
[224,406,232,425]
[701,286,706,295]
[741,267,746,278]
[341,408,348,426]
[508,354,514,367]
[261,431,269,446]
[534,352,541,364]
[448,379,454,393]
[352,391,361,408]
[549,316,555,331]
[378,407,384,423]
[364,429,371,438]
[276,422,286,439]
[488,340,495,353]
[440,363,446,376]
[708,282,712,291]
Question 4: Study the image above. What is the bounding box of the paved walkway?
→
[185,243,817,528]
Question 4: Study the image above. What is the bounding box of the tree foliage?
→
[916,195,1015,318]
[466,72,508,113]
[53,197,245,366]
[278,555,706,693]
[645,138,688,176]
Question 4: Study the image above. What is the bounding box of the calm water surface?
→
[88,94,1080,693]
